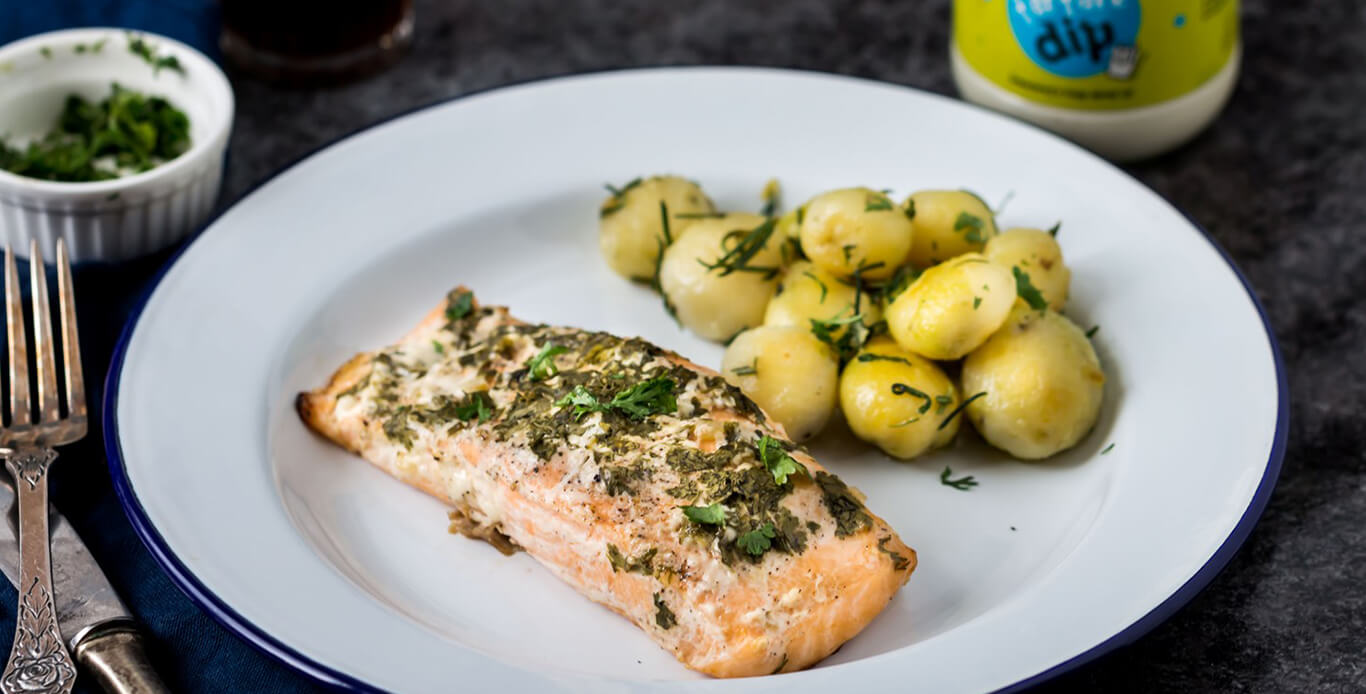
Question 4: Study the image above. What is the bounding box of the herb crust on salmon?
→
[297,287,915,677]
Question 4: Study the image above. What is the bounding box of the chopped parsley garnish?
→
[452,391,494,423]
[654,593,677,629]
[883,264,920,303]
[809,311,873,363]
[445,289,474,321]
[856,353,913,366]
[939,392,986,430]
[795,205,805,226]
[758,435,806,485]
[891,383,933,414]
[954,211,987,244]
[0,84,191,182]
[802,271,829,303]
[761,178,781,217]
[841,243,856,263]
[1102,442,1115,454]
[651,238,680,324]
[934,394,953,413]
[1012,266,1049,310]
[432,340,445,354]
[700,218,779,278]
[673,211,726,219]
[1048,221,1061,237]
[525,343,569,382]
[738,523,777,556]
[731,359,758,377]
[39,46,52,59]
[1086,325,1099,338]
[127,35,184,75]
[682,503,726,525]
[973,296,982,309]
[940,465,978,491]
[864,192,894,212]
[903,198,916,221]
[556,377,677,420]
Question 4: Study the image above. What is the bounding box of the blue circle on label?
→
[1008,0,1142,78]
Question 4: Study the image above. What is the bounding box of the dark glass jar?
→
[220,0,415,86]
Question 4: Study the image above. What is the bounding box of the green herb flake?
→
[451,391,495,423]
[940,465,978,491]
[654,592,677,629]
[802,270,829,303]
[758,435,807,485]
[738,523,777,556]
[891,383,934,414]
[1086,325,1099,338]
[973,296,982,309]
[1048,221,1061,237]
[731,359,758,377]
[761,178,781,218]
[1012,266,1049,310]
[431,340,445,354]
[673,211,725,220]
[939,392,986,430]
[864,192,894,212]
[856,353,913,367]
[682,503,726,525]
[525,343,569,382]
[701,218,779,278]
[1102,442,1116,454]
[814,472,872,537]
[877,536,912,570]
[608,376,677,419]
[841,243,856,263]
[127,35,184,75]
[658,200,673,244]
[445,289,474,322]
[903,198,916,221]
[600,176,642,217]
[606,544,656,575]
[954,211,986,244]
[934,394,954,413]
[39,46,52,59]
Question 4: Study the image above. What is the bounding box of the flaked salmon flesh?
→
[297,288,915,677]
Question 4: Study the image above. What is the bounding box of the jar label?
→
[955,0,1239,110]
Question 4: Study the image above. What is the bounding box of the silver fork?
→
[0,240,83,694]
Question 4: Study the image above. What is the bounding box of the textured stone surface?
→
[221,0,1365,691]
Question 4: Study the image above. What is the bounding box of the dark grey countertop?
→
[221,1,1365,691]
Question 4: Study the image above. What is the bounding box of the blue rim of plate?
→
[102,67,1290,694]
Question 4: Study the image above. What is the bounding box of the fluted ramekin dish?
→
[0,28,233,263]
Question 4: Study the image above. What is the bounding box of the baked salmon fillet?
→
[297,287,915,677]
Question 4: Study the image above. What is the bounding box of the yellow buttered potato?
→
[599,176,717,280]
[885,254,1015,360]
[984,227,1070,311]
[659,212,784,342]
[765,260,881,339]
[961,305,1105,459]
[904,190,997,267]
[839,337,961,459]
[722,326,839,441]
[799,188,912,281]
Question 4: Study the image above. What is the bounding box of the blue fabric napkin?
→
[1,5,323,693]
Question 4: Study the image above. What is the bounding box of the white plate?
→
[105,68,1286,694]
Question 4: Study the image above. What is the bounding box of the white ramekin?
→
[0,28,234,263]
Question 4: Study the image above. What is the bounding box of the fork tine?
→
[4,246,29,426]
[56,240,83,419]
[29,240,59,424]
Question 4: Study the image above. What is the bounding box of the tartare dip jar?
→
[951,0,1240,161]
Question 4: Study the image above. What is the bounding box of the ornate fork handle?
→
[1,448,76,694]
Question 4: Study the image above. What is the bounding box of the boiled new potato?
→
[765,260,881,339]
[904,190,997,267]
[961,304,1105,459]
[885,253,1015,360]
[659,212,784,341]
[722,326,839,441]
[839,337,961,459]
[799,188,912,281]
[599,175,716,280]
[984,227,1070,311]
